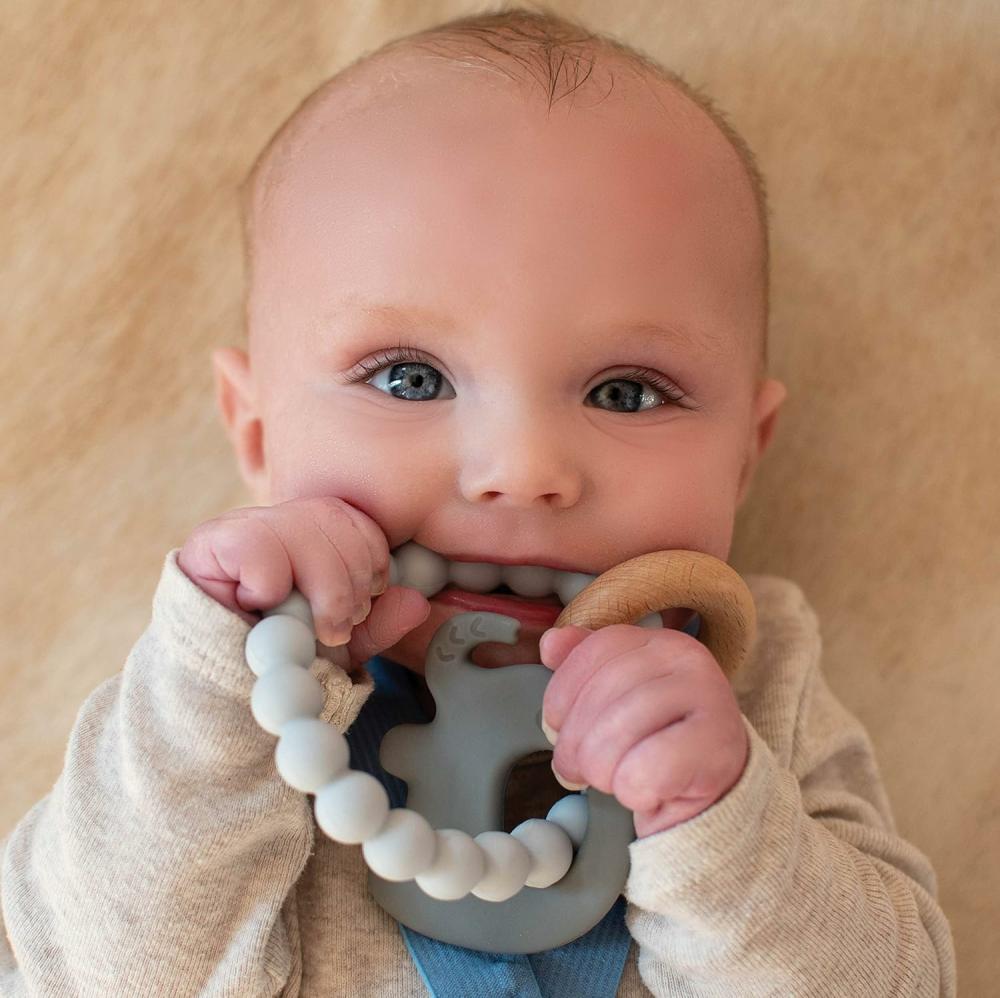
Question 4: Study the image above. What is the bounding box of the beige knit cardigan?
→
[0,549,956,996]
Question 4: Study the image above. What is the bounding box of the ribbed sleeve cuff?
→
[152,548,374,729]
[152,548,258,697]
[626,715,795,915]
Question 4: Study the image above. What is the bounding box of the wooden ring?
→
[553,550,756,680]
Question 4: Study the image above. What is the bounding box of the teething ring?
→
[243,548,755,951]
[552,548,756,679]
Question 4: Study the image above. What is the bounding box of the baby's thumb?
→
[343,586,431,668]
[539,624,593,670]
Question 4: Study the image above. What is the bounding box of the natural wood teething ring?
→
[553,549,757,680]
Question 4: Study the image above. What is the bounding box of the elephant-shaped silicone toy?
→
[245,550,756,954]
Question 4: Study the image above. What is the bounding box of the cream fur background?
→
[1,1,996,991]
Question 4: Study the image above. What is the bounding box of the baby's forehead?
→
[250,43,756,241]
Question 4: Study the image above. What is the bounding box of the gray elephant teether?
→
[371,610,634,952]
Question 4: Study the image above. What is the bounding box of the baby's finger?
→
[269,504,373,644]
[334,500,393,593]
[570,675,696,794]
[208,516,294,613]
[610,717,715,816]
[551,635,694,770]
[294,498,378,613]
[542,625,650,735]
[342,586,432,670]
[539,625,592,671]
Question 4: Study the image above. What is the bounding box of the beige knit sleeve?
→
[0,548,373,998]
[623,583,956,998]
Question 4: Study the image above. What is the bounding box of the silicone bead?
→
[274,717,349,793]
[245,615,316,676]
[636,612,664,629]
[554,571,595,606]
[503,565,556,598]
[262,590,314,628]
[414,829,486,901]
[546,794,589,849]
[314,771,390,844]
[510,818,573,888]
[251,665,325,735]
[470,831,532,902]
[362,808,438,882]
[391,542,449,597]
[448,560,502,592]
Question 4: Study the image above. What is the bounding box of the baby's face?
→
[219,52,785,671]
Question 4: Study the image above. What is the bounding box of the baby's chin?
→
[378,596,693,674]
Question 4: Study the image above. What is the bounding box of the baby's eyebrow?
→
[327,296,708,353]
[598,320,702,351]
[357,300,455,330]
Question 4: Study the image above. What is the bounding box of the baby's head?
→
[214,7,786,671]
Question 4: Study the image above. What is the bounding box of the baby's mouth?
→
[387,541,663,628]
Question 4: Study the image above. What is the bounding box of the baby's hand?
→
[177,496,431,672]
[539,624,748,838]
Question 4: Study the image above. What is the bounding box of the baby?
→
[0,6,956,997]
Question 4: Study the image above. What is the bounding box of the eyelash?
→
[344,344,692,407]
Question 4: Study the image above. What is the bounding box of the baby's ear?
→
[212,346,267,499]
[736,377,788,507]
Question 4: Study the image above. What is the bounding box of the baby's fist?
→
[177,496,431,674]
[539,624,748,838]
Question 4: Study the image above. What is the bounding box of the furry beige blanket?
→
[2,2,995,991]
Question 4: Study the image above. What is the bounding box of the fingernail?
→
[371,574,387,596]
[551,762,586,792]
[351,600,371,624]
[541,717,558,745]
[326,621,352,646]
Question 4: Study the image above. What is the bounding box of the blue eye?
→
[368,359,457,402]
[348,346,690,411]
[349,346,455,402]
[586,375,685,412]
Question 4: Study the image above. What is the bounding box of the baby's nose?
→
[453,403,584,507]
[457,454,581,509]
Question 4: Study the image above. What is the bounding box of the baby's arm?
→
[623,585,957,998]
[0,548,373,997]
